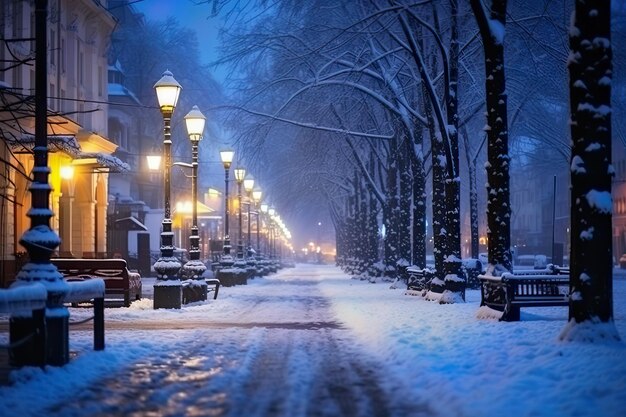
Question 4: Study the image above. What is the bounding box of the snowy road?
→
[39,267,425,417]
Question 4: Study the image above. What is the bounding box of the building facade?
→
[0,0,123,287]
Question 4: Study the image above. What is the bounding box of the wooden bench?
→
[479,265,569,321]
[52,258,142,307]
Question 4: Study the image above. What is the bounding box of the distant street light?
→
[234,167,246,265]
[268,206,276,259]
[261,203,269,256]
[181,105,207,300]
[220,149,235,267]
[244,175,255,256]
[153,70,183,310]
[252,188,262,256]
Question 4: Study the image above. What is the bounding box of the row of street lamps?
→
[152,70,291,309]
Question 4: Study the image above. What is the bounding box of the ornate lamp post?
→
[268,206,276,260]
[260,203,269,256]
[11,0,69,366]
[233,166,246,266]
[243,176,255,255]
[153,70,183,310]
[220,149,235,267]
[181,106,207,301]
[252,188,262,257]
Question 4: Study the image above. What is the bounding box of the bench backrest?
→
[52,259,129,285]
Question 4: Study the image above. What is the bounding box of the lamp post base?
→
[10,308,69,367]
[153,281,182,309]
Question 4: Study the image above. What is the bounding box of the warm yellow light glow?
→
[244,176,255,193]
[220,149,235,169]
[184,105,206,141]
[154,70,182,113]
[60,165,74,180]
[176,201,193,214]
[252,188,262,203]
[234,167,246,183]
[147,155,161,171]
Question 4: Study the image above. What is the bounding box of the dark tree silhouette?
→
[560,0,620,342]
[470,0,512,274]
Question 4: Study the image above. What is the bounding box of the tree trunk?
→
[462,126,481,260]
[423,85,446,292]
[560,0,619,341]
[411,133,427,268]
[398,134,413,267]
[470,0,512,273]
[384,137,400,277]
[441,0,464,302]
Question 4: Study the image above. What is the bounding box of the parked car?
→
[478,253,488,266]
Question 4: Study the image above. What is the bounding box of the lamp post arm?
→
[173,162,194,178]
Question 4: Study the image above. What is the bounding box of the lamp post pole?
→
[253,189,262,257]
[181,106,207,301]
[11,0,69,366]
[269,206,276,261]
[243,177,255,255]
[220,150,235,267]
[153,70,182,310]
[260,203,269,257]
[234,167,246,266]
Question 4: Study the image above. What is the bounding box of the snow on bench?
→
[478,265,569,321]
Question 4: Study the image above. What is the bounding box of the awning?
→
[9,134,130,173]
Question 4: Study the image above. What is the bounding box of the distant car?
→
[479,253,488,266]
[620,254,626,269]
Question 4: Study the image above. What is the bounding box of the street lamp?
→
[268,206,276,260]
[153,70,183,310]
[220,149,235,267]
[252,188,262,257]
[243,175,255,256]
[10,0,70,366]
[261,203,269,256]
[233,167,246,266]
[181,105,207,299]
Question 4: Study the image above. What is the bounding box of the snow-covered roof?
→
[108,83,142,105]
[10,134,130,173]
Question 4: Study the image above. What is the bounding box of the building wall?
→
[0,0,117,285]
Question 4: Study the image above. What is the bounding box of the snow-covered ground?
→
[1,263,625,417]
